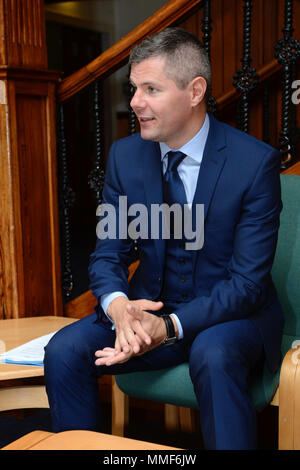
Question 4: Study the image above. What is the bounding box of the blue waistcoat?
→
[160,238,194,303]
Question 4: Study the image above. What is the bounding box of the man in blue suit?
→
[44,28,284,450]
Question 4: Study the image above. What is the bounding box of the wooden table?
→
[0,316,76,412]
[2,430,181,450]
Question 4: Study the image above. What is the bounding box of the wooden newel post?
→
[0,0,63,318]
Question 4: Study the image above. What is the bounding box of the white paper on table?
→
[0,331,57,367]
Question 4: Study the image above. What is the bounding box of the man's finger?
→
[139,300,164,311]
[125,306,152,345]
[95,347,115,358]
[114,337,121,354]
[117,326,141,354]
[117,329,131,353]
[131,318,152,345]
[95,349,131,367]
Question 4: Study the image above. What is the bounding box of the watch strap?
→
[162,314,176,344]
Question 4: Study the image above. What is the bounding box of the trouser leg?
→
[188,319,264,450]
[44,313,115,432]
[44,312,189,432]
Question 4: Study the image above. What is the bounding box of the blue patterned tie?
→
[163,151,187,206]
[163,151,187,235]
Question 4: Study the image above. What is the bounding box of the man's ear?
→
[190,76,207,106]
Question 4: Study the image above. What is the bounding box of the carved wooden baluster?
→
[128,81,136,136]
[290,62,299,158]
[275,0,300,167]
[58,103,75,300]
[233,0,258,133]
[202,0,217,114]
[88,79,105,207]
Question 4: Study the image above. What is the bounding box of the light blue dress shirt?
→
[101,113,210,339]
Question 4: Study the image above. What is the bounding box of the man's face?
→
[130,56,196,149]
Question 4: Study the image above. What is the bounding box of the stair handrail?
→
[56,0,282,113]
[56,0,203,103]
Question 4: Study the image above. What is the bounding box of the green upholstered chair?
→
[112,174,300,449]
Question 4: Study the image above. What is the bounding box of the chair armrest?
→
[278,343,300,449]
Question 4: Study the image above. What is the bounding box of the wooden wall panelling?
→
[251,0,264,69]
[46,80,64,318]
[0,0,6,64]
[14,79,61,317]
[0,0,63,318]
[235,0,244,78]
[0,79,20,319]
[248,87,264,142]
[262,0,279,65]
[0,0,48,68]
[0,72,62,319]
[177,5,202,38]
[210,0,224,98]
[223,0,237,92]
[245,1,263,140]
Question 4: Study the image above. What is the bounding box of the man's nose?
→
[130,89,145,110]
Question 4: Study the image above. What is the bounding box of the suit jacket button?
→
[182,292,188,299]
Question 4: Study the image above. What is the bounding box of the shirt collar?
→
[159,113,210,164]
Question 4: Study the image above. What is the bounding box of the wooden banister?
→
[57,0,203,103]
[283,161,300,175]
[55,0,288,109]
[57,0,282,114]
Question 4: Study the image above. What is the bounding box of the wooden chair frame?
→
[111,343,300,450]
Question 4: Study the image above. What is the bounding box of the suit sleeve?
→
[88,142,135,301]
[175,148,282,340]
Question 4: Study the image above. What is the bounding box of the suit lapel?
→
[191,115,227,267]
[192,115,227,222]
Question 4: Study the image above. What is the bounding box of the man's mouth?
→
[139,117,155,122]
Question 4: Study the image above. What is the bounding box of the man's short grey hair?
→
[129,27,211,100]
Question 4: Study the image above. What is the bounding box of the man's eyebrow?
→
[129,79,160,87]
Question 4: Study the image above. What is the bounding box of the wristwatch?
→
[162,314,177,346]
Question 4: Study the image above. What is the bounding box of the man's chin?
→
[140,130,160,142]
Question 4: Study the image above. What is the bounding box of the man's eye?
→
[148,87,157,94]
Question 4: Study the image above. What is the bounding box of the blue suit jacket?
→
[89,115,284,373]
